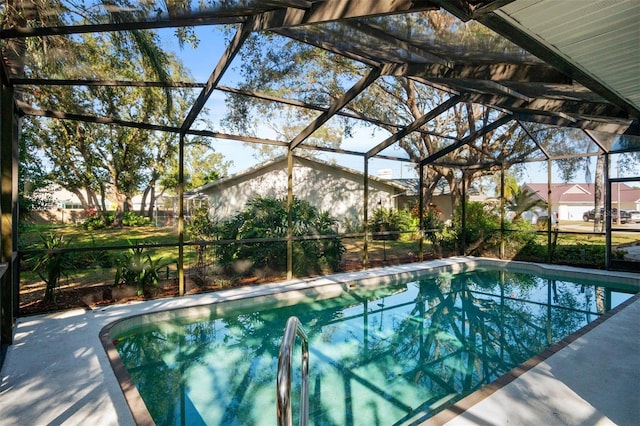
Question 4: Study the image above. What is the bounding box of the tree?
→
[162,144,232,192]
[20,29,227,225]
[505,186,547,222]
[18,124,53,220]
[222,11,550,211]
[5,1,216,223]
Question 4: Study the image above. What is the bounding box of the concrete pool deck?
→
[1,257,638,425]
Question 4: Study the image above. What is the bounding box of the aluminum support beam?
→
[177,133,185,296]
[181,20,254,134]
[286,150,294,280]
[0,83,18,345]
[384,62,570,85]
[516,120,550,160]
[604,154,612,269]
[367,95,461,158]
[418,163,425,261]
[363,159,369,268]
[18,102,288,147]
[419,114,512,166]
[547,160,552,263]
[13,79,459,141]
[289,67,381,150]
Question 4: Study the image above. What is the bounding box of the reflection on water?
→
[114,270,633,425]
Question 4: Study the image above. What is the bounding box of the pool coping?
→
[97,257,640,425]
[424,291,640,426]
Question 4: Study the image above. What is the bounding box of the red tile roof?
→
[524,183,640,204]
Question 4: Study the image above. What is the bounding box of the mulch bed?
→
[18,275,293,317]
[19,255,430,317]
[19,281,179,316]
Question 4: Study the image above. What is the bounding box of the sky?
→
[158,27,635,187]
[159,26,422,179]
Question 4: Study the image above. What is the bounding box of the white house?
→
[525,183,640,221]
[28,184,184,225]
[196,156,419,231]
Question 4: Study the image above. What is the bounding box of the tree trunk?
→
[594,155,605,232]
[146,183,157,219]
[70,189,89,210]
[139,185,150,216]
[113,191,127,227]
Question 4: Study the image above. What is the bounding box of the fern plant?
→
[215,197,344,276]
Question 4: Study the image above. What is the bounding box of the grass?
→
[20,224,179,248]
[17,222,638,299]
[19,224,184,292]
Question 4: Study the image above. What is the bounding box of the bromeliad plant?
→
[32,232,75,303]
[114,245,167,296]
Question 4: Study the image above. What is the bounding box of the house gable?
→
[524,182,640,219]
[525,183,594,205]
[196,156,407,230]
[564,184,591,195]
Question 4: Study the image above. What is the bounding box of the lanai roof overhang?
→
[1,0,638,169]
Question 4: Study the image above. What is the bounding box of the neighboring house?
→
[29,184,182,225]
[196,156,420,231]
[26,185,94,224]
[524,183,640,221]
[384,178,469,221]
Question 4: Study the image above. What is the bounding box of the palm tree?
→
[506,186,547,222]
[1,1,180,111]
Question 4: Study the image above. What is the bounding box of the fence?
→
[15,226,639,317]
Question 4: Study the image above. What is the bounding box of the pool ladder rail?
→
[277,316,310,426]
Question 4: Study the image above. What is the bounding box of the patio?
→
[1,1,639,424]
[1,259,639,425]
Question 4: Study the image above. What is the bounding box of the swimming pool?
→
[104,261,637,425]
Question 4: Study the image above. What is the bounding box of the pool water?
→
[112,269,634,425]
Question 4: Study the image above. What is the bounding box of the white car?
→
[628,210,640,223]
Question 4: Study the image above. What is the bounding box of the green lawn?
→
[20,224,179,248]
[17,223,637,293]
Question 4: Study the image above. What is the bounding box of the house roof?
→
[388,178,466,197]
[386,177,491,198]
[525,183,640,204]
[195,155,408,193]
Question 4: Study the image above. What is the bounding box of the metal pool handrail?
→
[277,316,309,426]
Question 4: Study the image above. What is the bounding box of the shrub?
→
[214,197,344,276]
[83,211,151,230]
[422,208,445,246]
[503,219,538,257]
[341,217,363,234]
[369,207,418,240]
[114,246,167,296]
[553,244,606,268]
[121,211,152,227]
[83,212,114,230]
[31,232,75,303]
[440,201,502,255]
[186,206,216,240]
[71,235,115,269]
